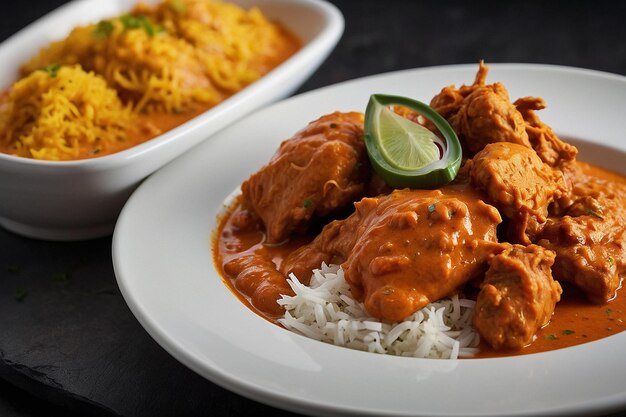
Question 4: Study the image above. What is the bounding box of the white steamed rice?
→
[277,263,480,359]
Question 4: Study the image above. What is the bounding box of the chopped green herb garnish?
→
[586,208,604,220]
[14,288,28,302]
[93,19,114,39]
[40,63,60,78]
[303,199,313,209]
[608,256,615,266]
[544,334,558,341]
[120,14,141,30]
[329,123,338,128]
[120,14,164,36]
[606,308,614,316]
[562,329,575,335]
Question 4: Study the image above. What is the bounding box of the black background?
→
[1,1,625,416]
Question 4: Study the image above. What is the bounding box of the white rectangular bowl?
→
[0,0,343,241]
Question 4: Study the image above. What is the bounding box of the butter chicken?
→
[214,62,625,357]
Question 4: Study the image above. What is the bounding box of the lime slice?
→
[364,94,461,189]
[376,105,442,170]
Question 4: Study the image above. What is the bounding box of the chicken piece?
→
[430,60,490,120]
[470,142,568,243]
[514,96,578,167]
[530,165,626,303]
[448,83,532,156]
[431,61,577,172]
[471,142,567,221]
[281,185,505,322]
[535,215,624,304]
[473,244,562,350]
[240,112,370,244]
[430,61,531,156]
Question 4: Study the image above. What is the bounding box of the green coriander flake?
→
[40,63,60,78]
[93,19,114,39]
[303,199,313,209]
[562,329,575,335]
[120,14,164,36]
[544,334,558,341]
[585,208,604,220]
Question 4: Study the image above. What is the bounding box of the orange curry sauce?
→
[213,160,626,359]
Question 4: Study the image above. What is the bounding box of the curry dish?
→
[214,62,625,357]
[0,0,299,160]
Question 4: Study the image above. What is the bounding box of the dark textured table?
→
[1,1,626,416]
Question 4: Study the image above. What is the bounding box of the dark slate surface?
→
[1,1,626,416]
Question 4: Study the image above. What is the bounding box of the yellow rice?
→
[3,0,298,160]
[0,65,136,161]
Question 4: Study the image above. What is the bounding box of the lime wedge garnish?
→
[364,94,461,189]
[377,106,442,170]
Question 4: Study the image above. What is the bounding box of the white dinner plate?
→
[112,64,626,417]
